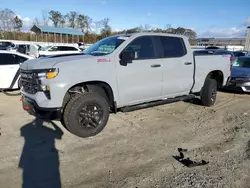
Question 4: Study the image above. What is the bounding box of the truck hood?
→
[231,67,250,78]
[20,54,93,70]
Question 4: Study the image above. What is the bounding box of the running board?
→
[120,94,196,112]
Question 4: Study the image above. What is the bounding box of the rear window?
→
[159,36,187,58]
[0,42,12,47]
[233,58,250,68]
[60,46,78,51]
[233,51,245,57]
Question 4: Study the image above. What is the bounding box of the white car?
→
[0,51,34,90]
[38,45,82,57]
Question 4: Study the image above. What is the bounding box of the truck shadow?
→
[18,118,63,188]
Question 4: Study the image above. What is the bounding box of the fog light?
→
[40,85,50,91]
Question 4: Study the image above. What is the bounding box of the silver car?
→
[227,56,250,92]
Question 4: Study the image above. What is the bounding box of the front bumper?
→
[21,95,62,120]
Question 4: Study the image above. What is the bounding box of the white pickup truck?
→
[20,33,232,138]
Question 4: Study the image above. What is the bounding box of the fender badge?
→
[97,58,111,62]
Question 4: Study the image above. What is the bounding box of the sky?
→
[1,0,250,37]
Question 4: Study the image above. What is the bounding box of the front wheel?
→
[200,78,217,107]
[62,92,110,138]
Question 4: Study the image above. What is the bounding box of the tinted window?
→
[60,46,78,51]
[17,55,28,63]
[233,51,245,57]
[159,36,187,58]
[0,54,16,65]
[123,36,155,59]
[48,46,58,51]
[233,58,250,68]
[0,42,12,47]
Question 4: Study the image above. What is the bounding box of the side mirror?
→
[120,51,138,66]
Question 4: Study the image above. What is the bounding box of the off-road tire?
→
[62,92,109,138]
[200,78,217,107]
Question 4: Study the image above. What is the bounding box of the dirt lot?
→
[0,91,250,188]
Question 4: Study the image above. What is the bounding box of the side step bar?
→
[120,94,196,112]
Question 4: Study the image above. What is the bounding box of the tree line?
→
[0,8,197,45]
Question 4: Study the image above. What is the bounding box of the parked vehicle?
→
[7,44,31,55]
[20,33,231,138]
[38,45,82,57]
[0,51,34,90]
[232,50,250,57]
[227,56,250,92]
[0,41,15,50]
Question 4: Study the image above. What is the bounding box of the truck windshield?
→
[83,35,128,56]
[233,58,250,68]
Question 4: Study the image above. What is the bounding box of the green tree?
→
[13,16,23,31]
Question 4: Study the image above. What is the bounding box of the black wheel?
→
[200,78,217,107]
[62,92,109,138]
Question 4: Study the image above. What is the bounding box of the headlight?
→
[37,68,59,79]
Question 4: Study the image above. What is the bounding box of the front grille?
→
[20,70,41,94]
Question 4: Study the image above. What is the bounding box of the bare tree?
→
[59,15,66,27]
[100,18,111,37]
[93,20,103,33]
[139,24,151,32]
[77,14,86,32]
[84,16,92,34]
[0,8,16,31]
[41,10,49,26]
[66,11,78,28]
[33,17,40,25]
[49,10,63,27]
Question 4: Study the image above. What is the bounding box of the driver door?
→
[116,36,163,106]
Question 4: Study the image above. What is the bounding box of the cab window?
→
[123,36,156,60]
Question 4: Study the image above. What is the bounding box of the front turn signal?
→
[47,71,58,79]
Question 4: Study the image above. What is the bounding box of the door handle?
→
[184,62,192,65]
[151,64,161,68]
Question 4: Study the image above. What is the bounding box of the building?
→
[30,25,84,43]
[196,37,246,47]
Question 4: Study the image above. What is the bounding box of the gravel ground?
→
[0,91,250,188]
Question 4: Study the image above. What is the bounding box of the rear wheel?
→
[200,78,217,107]
[62,92,109,138]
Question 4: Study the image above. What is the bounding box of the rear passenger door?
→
[0,53,20,89]
[157,36,194,97]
